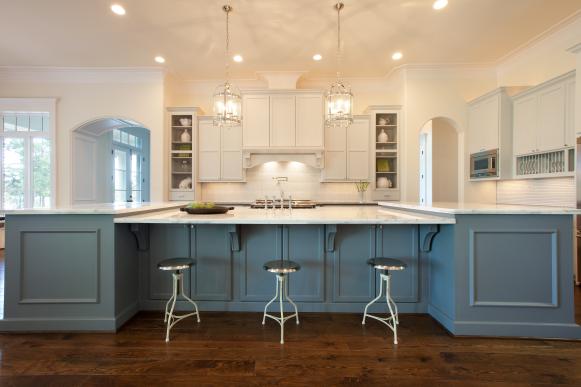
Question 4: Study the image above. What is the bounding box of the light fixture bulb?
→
[313,54,322,61]
[154,56,165,64]
[233,54,243,63]
[392,52,403,61]
[433,0,448,10]
[110,4,126,15]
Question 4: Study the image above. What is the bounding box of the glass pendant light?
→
[213,3,242,127]
[325,1,353,128]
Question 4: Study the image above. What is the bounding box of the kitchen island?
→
[3,202,580,340]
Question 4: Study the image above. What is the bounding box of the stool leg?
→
[385,274,398,345]
[165,273,179,342]
[279,274,285,344]
[283,275,299,325]
[262,274,280,325]
[180,272,201,323]
[362,271,384,325]
[164,293,174,323]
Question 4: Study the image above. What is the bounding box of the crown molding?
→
[495,10,581,65]
[567,42,581,54]
[0,66,165,83]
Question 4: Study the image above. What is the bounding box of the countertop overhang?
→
[113,205,456,225]
[379,201,581,215]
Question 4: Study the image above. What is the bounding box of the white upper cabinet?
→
[242,95,269,148]
[296,94,324,147]
[322,116,370,181]
[198,119,221,181]
[537,84,566,152]
[347,118,370,180]
[242,91,324,149]
[270,95,296,147]
[565,78,575,146]
[513,71,575,156]
[221,125,243,181]
[468,94,500,154]
[513,95,537,156]
[198,118,244,182]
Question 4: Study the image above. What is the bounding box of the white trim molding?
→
[0,67,165,84]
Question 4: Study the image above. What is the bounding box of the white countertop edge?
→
[379,201,581,215]
[3,202,186,215]
[113,218,456,225]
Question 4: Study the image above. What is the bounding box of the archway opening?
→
[72,117,150,204]
[419,117,462,205]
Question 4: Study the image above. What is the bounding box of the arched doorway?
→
[71,117,150,204]
[419,117,462,205]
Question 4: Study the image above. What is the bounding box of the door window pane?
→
[16,115,29,131]
[32,138,51,208]
[3,116,16,132]
[114,148,128,203]
[2,138,26,209]
[29,115,43,132]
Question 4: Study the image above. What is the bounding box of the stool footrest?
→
[264,313,299,326]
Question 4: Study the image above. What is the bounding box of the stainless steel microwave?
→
[470,149,498,178]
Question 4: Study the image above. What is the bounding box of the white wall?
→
[0,68,165,205]
[431,118,459,202]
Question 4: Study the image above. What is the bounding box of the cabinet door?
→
[147,224,190,300]
[221,125,243,181]
[537,84,566,152]
[198,120,220,181]
[331,225,376,302]
[239,225,283,301]
[565,79,575,146]
[376,225,419,302]
[479,95,500,151]
[296,94,324,147]
[190,225,232,301]
[513,95,538,155]
[347,118,369,180]
[323,125,347,180]
[467,102,484,154]
[286,225,325,302]
[242,95,270,147]
[270,95,296,147]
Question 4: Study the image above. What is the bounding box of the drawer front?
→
[372,190,400,201]
[170,191,195,201]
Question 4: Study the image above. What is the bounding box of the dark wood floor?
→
[0,249,580,386]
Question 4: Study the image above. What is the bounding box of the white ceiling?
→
[1,0,580,80]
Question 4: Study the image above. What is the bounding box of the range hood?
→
[242,148,324,169]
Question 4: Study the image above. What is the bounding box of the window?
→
[0,110,53,209]
[112,129,144,203]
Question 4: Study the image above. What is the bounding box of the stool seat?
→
[157,258,195,271]
[367,257,406,271]
[263,260,301,273]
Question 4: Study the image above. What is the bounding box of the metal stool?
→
[157,258,201,342]
[362,257,407,344]
[262,259,301,344]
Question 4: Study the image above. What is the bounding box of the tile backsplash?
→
[496,177,575,208]
[201,161,366,203]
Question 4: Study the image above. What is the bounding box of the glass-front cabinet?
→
[366,106,401,201]
[168,107,201,201]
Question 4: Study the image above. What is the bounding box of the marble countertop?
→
[379,201,581,215]
[3,202,186,215]
[114,205,456,225]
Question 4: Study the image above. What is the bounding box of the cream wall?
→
[401,66,498,203]
[431,118,459,202]
[0,68,165,205]
[497,15,581,86]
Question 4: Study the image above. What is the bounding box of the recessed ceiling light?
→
[433,0,448,10]
[110,4,126,15]
[233,54,243,63]
[154,56,165,64]
[313,54,323,61]
[392,52,403,61]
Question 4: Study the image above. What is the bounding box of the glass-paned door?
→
[32,137,51,208]
[2,138,26,209]
[114,147,129,203]
[113,146,143,203]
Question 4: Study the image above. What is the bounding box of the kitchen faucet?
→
[273,176,288,202]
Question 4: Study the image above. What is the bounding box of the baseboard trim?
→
[0,317,117,332]
[115,301,140,331]
[453,320,581,340]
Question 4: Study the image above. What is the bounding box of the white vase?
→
[377,129,388,143]
[180,128,191,143]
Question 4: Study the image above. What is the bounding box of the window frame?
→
[112,130,144,203]
[0,98,57,208]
